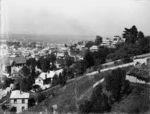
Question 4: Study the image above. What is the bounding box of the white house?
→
[90,45,98,52]
[35,71,56,90]
[35,69,63,90]
[133,53,150,66]
[112,36,125,45]
[10,90,29,113]
[101,38,112,46]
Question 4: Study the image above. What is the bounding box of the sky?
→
[1,0,150,38]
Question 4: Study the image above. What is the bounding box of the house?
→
[101,38,112,46]
[133,53,150,66]
[56,52,64,59]
[112,35,125,45]
[34,69,63,90]
[10,90,29,113]
[90,45,98,52]
[0,56,26,74]
[34,71,55,90]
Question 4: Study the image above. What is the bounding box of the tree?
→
[84,50,94,68]
[26,58,37,66]
[74,60,88,75]
[95,36,102,45]
[79,100,92,113]
[104,68,128,101]
[59,73,67,86]
[85,41,94,48]
[137,31,144,40]
[64,56,74,67]
[107,43,142,60]
[21,66,30,76]
[138,36,150,53]
[52,74,59,86]
[90,84,111,113]
[123,25,138,44]
[9,106,16,113]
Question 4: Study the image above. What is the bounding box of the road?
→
[86,62,134,76]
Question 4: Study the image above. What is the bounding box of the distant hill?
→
[5,34,96,44]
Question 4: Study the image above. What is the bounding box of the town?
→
[0,25,150,114]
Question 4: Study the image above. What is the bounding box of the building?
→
[133,53,150,66]
[90,45,98,52]
[10,90,29,113]
[112,35,125,45]
[35,71,55,90]
[101,38,112,46]
[0,56,26,74]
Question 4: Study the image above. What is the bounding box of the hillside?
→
[23,71,109,114]
[18,64,150,114]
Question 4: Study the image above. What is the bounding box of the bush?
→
[79,100,92,113]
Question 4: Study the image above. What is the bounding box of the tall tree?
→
[85,41,94,48]
[95,36,103,45]
[84,50,95,68]
[123,25,138,44]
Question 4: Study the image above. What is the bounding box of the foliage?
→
[95,36,103,45]
[74,60,88,75]
[107,43,142,60]
[105,68,129,101]
[79,100,92,113]
[26,58,37,66]
[9,106,17,113]
[107,26,150,61]
[80,84,111,113]
[59,72,67,86]
[84,49,95,68]
[85,41,94,48]
[52,74,59,86]
[28,98,36,107]
[64,56,74,67]
[123,25,138,44]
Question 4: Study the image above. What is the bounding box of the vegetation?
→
[79,68,130,113]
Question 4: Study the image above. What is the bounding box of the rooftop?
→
[10,90,29,99]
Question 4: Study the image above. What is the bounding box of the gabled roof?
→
[90,45,98,50]
[0,56,26,66]
[55,69,63,76]
[10,90,29,99]
[38,71,55,80]
[12,56,26,64]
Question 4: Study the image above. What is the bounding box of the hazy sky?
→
[1,0,150,37]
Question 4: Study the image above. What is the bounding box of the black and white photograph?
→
[0,0,150,113]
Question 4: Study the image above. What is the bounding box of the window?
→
[22,106,25,111]
[22,99,25,104]
[14,99,17,104]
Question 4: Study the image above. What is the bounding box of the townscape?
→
[1,0,150,113]
[0,25,150,114]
